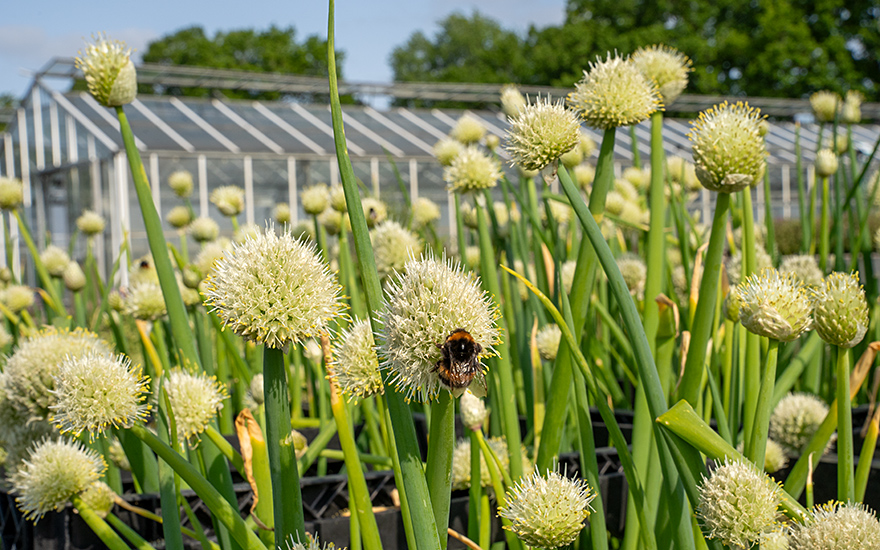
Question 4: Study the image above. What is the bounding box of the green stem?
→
[855,412,879,501]
[425,391,455,550]
[467,429,482,544]
[819,176,830,272]
[741,187,760,455]
[106,511,172,550]
[747,338,778,469]
[836,347,854,501]
[70,494,131,550]
[12,210,64,315]
[794,124,810,253]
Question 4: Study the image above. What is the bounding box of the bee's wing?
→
[469,375,488,398]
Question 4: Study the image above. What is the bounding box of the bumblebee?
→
[433,328,483,388]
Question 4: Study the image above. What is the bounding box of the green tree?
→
[0,93,17,132]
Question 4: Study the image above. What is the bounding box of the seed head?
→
[791,502,880,549]
[328,320,383,402]
[76,210,106,236]
[770,393,835,458]
[74,34,136,107]
[189,216,220,243]
[812,272,868,348]
[371,221,421,278]
[460,390,487,430]
[736,268,813,342]
[204,226,343,349]
[444,146,502,194]
[536,324,562,361]
[50,351,150,439]
[168,170,194,197]
[412,197,441,229]
[631,44,692,104]
[361,197,388,228]
[689,101,767,193]
[450,114,486,145]
[810,91,841,123]
[165,370,227,445]
[501,84,527,118]
[301,184,330,215]
[41,245,70,277]
[568,52,662,130]
[433,138,465,166]
[842,90,864,124]
[0,177,24,210]
[697,458,781,549]
[210,185,245,217]
[779,255,823,288]
[499,466,595,549]
[274,202,291,224]
[814,149,838,178]
[379,254,500,402]
[63,262,87,292]
[79,482,116,519]
[505,96,581,172]
[451,436,510,490]
[2,285,35,313]
[124,281,167,321]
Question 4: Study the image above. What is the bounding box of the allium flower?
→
[561,261,576,295]
[727,247,773,286]
[763,439,789,474]
[274,202,291,224]
[812,272,868,348]
[74,35,136,107]
[204,227,343,349]
[50,351,150,439]
[286,534,340,550]
[464,245,481,270]
[499,467,595,549]
[543,201,572,226]
[622,166,651,191]
[168,170,194,197]
[460,390,487,430]
[779,255,823,287]
[842,90,864,124]
[2,285,35,313]
[3,327,111,422]
[164,370,227,445]
[379,254,500,402]
[249,373,265,406]
[165,205,192,229]
[697,459,781,549]
[578,132,596,158]
[770,393,835,458]
[63,262,86,292]
[79,481,116,519]
[210,185,245,217]
[505,96,581,172]
[484,134,500,150]
[412,197,441,229]
[328,320,383,401]
[319,209,348,236]
[450,114,486,144]
[41,245,70,277]
[810,91,841,123]
[189,216,220,243]
[536,324,562,361]
[444,147,502,194]
[361,197,388,228]
[568,53,662,130]
[736,269,812,342]
[760,530,790,550]
[193,240,228,278]
[829,134,849,155]
[559,146,583,169]
[667,156,700,192]
[814,149,838,178]
[76,210,105,236]
[451,436,510,490]
[617,254,647,298]
[433,138,465,166]
[604,191,626,216]
[631,44,692,104]
[234,222,261,243]
[500,84,527,118]
[689,101,767,193]
[574,164,596,189]
[124,281,167,321]
[0,323,12,349]
[301,184,330,215]
[791,502,880,549]
[0,177,24,210]
[11,438,106,521]
[371,221,421,278]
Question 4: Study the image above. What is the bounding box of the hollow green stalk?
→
[855,411,879,502]
[12,210,64,315]
[836,347,854,501]
[747,339,779,468]
[740,187,760,455]
[426,391,455,550]
[467,429,482,544]
[156,382,186,550]
[794,125,810,252]
[70,494,131,550]
[107,511,188,550]
[819,175,830,271]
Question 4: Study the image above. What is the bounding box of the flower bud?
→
[484,134,500,150]
[166,205,192,229]
[249,373,264,406]
[301,184,329,216]
[329,185,347,213]
[210,185,245,217]
[75,35,136,107]
[500,84,526,118]
[736,268,812,342]
[3,285,34,313]
[412,197,441,229]
[433,138,464,166]
[273,202,291,224]
[842,90,863,124]
[450,114,486,145]
[189,217,220,243]
[0,178,23,210]
[536,324,562,361]
[63,262,87,292]
[814,148,838,178]
[460,390,487,430]
[810,91,840,123]
[41,245,70,277]
[812,272,869,348]
[444,147,502,194]
[505,96,581,172]
[76,210,106,236]
[168,170,194,198]
[631,44,692,104]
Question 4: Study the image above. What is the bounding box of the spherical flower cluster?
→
[63,262,87,292]
[499,467,595,549]
[361,197,388,228]
[697,459,781,549]
[810,91,841,123]
[234,222,261,244]
[450,114,486,144]
[630,44,692,104]
[760,531,790,550]
[770,393,834,458]
[667,156,700,192]
[622,166,651,191]
[164,370,227,445]
[166,205,192,229]
[779,255,823,287]
[812,272,868,348]
[433,138,465,166]
[74,35,136,107]
[124,281,167,321]
[790,502,880,549]
[574,164,596,190]
[500,84,527,118]
[210,185,245,217]
[193,240,228,279]
[0,323,12,349]
[379,254,500,402]
[617,254,647,299]
[168,170,194,198]
[319,209,348,236]
[444,147,502,194]
[460,390,487,430]
[204,227,343,349]
[50,351,150,439]
[301,184,330,215]
[842,90,864,124]
[568,53,662,130]
[727,247,773,286]
[536,324,562,361]
[830,134,849,155]
[11,438,106,521]
[274,202,291,224]
[814,149,838,178]
[689,101,767,193]
[763,439,789,474]
[328,320,383,401]
[559,146,583,170]
[41,245,70,277]
[189,216,220,243]
[327,185,346,213]
[2,285,35,313]
[286,534,339,550]
[79,482,116,519]
[504,96,582,172]
[76,210,106,236]
[412,197,441,229]
[249,373,265,406]
[561,261,576,295]
[736,269,813,342]
[371,221,421,278]
[451,436,510,490]
[0,177,24,210]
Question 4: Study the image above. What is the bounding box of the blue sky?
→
[0,0,566,99]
